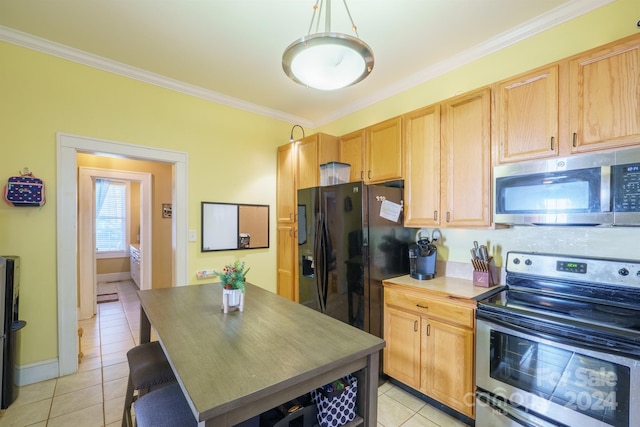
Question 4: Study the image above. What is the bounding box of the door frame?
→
[57,133,189,376]
[78,167,152,320]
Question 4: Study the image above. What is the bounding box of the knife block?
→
[473,259,496,288]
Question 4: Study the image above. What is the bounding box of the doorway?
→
[78,167,152,320]
[57,133,188,377]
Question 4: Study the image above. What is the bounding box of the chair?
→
[134,382,197,427]
[122,341,177,427]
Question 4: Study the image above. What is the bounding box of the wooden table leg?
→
[363,351,379,426]
[140,308,151,344]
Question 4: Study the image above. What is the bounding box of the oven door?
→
[476,317,640,427]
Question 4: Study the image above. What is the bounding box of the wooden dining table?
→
[137,282,385,427]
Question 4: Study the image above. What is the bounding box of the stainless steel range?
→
[475,252,640,427]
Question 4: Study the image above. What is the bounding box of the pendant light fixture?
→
[282,0,374,91]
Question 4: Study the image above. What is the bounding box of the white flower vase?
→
[222,288,245,313]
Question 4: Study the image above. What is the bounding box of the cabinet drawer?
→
[385,288,474,328]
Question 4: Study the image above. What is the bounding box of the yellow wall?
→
[0,41,288,366]
[0,0,638,370]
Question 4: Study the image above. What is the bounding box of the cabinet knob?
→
[433,210,438,221]
[572,132,578,147]
[550,136,555,151]
[416,304,429,309]
[426,323,431,337]
[446,212,451,222]
[414,320,418,332]
[368,170,372,179]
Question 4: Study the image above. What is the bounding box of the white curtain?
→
[95,178,110,217]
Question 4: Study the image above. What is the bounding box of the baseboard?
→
[97,272,131,283]
[15,358,60,386]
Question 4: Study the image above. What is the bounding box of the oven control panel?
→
[506,251,640,288]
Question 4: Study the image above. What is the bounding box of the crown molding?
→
[0,25,312,128]
[0,0,615,129]
[315,0,616,126]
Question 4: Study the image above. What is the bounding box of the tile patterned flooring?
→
[0,280,470,427]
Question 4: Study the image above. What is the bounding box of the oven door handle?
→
[477,310,636,357]
[477,390,565,427]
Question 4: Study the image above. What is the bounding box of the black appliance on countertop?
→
[475,251,640,427]
[409,238,437,280]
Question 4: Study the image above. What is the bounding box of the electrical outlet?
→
[196,270,217,280]
[189,229,197,242]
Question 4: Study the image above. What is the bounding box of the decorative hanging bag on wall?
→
[3,172,46,207]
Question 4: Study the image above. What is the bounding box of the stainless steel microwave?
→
[493,148,640,225]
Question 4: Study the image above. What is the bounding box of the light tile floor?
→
[0,280,470,427]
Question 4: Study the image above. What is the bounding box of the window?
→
[95,179,129,257]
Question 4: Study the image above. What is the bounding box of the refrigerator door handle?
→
[314,213,326,312]
[320,217,329,311]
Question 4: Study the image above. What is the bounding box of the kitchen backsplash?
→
[431,225,640,268]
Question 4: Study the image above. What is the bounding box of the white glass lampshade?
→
[283,32,374,90]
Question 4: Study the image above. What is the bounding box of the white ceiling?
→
[0,0,613,127]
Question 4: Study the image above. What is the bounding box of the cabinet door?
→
[297,133,340,189]
[340,130,365,182]
[276,223,297,301]
[441,88,492,227]
[276,143,297,222]
[383,306,421,389]
[403,105,441,227]
[496,65,559,163]
[317,133,340,168]
[421,317,475,418]
[366,117,403,183]
[569,36,640,152]
[297,137,319,189]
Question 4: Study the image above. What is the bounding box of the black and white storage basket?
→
[310,375,357,427]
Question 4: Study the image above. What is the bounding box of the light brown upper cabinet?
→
[569,35,640,153]
[366,117,404,183]
[441,88,492,227]
[495,65,559,163]
[276,142,297,223]
[296,133,340,189]
[403,105,441,227]
[404,88,491,228]
[340,118,403,184]
[340,129,366,182]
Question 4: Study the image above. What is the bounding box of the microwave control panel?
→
[613,162,640,212]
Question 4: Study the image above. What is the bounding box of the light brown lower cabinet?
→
[383,287,475,418]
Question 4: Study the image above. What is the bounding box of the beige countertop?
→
[383,274,504,301]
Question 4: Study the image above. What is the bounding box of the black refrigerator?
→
[297,181,414,340]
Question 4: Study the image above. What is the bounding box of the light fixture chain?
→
[342,0,360,38]
[307,0,359,38]
[308,0,322,36]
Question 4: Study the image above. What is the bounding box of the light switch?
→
[189,229,197,242]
